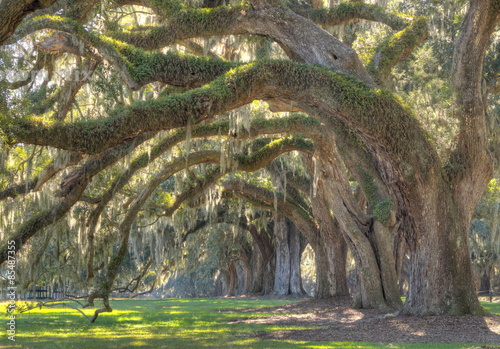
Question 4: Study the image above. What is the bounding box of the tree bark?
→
[0,0,58,45]
[289,220,306,295]
[400,181,486,315]
[400,0,499,315]
[272,216,306,296]
[309,198,349,298]
[224,262,238,297]
[273,214,292,295]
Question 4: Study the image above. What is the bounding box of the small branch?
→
[18,298,94,322]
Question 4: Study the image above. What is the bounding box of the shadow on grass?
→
[2,298,499,349]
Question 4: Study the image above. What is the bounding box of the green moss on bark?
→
[367,17,428,82]
[301,2,407,30]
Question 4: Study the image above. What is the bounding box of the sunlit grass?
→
[0,298,497,348]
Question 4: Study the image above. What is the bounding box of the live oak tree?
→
[0,0,498,317]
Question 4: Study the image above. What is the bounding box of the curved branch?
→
[0,0,57,45]
[367,17,428,84]
[85,114,319,247]
[0,134,154,265]
[108,6,249,50]
[0,152,82,201]
[2,59,435,176]
[294,2,408,31]
[110,6,375,84]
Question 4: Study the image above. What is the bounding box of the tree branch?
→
[0,152,82,201]
[2,59,434,178]
[294,2,408,30]
[367,17,428,84]
[0,0,58,45]
[448,0,499,211]
[0,134,154,265]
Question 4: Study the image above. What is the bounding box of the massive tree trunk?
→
[400,0,498,315]
[309,196,349,298]
[272,215,306,296]
[401,180,486,315]
[312,228,348,299]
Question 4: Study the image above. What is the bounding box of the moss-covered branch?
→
[0,134,153,265]
[88,114,319,230]
[8,14,242,91]
[2,59,437,177]
[221,179,320,246]
[367,17,428,83]
[108,6,249,50]
[294,2,408,31]
[236,136,314,171]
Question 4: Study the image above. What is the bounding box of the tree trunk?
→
[249,240,265,294]
[263,257,275,295]
[305,152,392,309]
[272,215,307,296]
[372,221,403,309]
[401,180,485,315]
[309,205,349,298]
[289,221,306,295]
[273,214,292,295]
[224,262,238,297]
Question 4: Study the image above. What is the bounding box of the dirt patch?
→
[228,297,500,344]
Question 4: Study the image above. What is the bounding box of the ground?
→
[228,297,500,345]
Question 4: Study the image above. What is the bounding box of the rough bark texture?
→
[309,197,349,298]
[0,0,57,45]
[399,0,499,315]
[273,215,292,296]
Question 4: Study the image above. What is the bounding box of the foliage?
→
[0,0,498,319]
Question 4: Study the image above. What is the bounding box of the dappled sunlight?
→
[0,298,498,348]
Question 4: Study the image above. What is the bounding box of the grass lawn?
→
[0,298,498,349]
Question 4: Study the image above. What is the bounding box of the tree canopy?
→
[0,0,498,320]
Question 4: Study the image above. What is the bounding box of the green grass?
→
[0,298,498,349]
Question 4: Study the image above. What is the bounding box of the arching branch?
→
[2,59,435,177]
[221,179,320,246]
[0,152,82,201]
[293,2,408,30]
[0,0,58,45]
[367,17,428,84]
[0,133,154,265]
